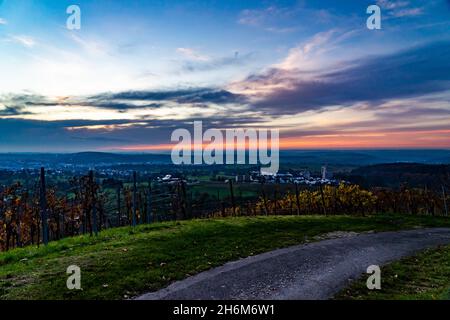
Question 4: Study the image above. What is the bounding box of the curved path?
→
[136,228,450,300]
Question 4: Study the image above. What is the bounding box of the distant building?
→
[235,174,251,183]
[157,174,181,184]
[302,171,311,179]
[275,173,293,184]
[321,165,333,180]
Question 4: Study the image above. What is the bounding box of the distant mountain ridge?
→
[56,152,170,164]
[0,152,172,169]
[281,150,450,166]
[0,150,449,169]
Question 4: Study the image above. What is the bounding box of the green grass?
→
[1,214,450,300]
[335,244,450,300]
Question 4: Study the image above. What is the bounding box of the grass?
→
[1,214,450,300]
[335,244,450,300]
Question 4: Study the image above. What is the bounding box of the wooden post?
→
[295,182,301,215]
[424,185,430,216]
[189,190,193,219]
[180,180,187,219]
[39,167,48,245]
[289,194,293,215]
[229,179,236,216]
[132,171,137,226]
[89,170,98,236]
[147,179,152,224]
[333,186,338,215]
[175,181,184,220]
[239,188,243,216]
[61,196,67,239]
[274,188,278,215]
[117,185,122,226]
[319,184,327,215]
[0,185,3,222]
[261,181,269,215]
[17,206,23,247]
[139,192,144,224]
[221,201,226,217]
[443,186,448,217]
[82,206,87,234]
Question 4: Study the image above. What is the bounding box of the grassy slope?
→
[1,214,450,300]
[336,244,450,300]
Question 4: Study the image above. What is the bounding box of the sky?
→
[0,0,449,152]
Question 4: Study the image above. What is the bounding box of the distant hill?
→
[341,163,450,190]
[281,150,450,166]
[55,152,170,165]
[0,149,449,170]
[0,152,172,169]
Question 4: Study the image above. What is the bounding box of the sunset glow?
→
[1,0,449,152]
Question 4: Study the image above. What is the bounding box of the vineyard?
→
[0,168,449,251]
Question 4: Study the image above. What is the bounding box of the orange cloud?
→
[109,129,450,151]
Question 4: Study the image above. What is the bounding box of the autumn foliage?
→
[1,176,448,251]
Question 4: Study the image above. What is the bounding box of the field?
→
[2,214,450,300]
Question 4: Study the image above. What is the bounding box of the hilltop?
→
[0,149,449,170]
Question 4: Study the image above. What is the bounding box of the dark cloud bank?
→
[248,41,450,114]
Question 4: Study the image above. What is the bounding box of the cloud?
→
[89,101,162,110]
[276,97,450,148]
[0,111,269,152]
[233,41,450,114]
[237,6,298,33]
[377,0,410,10]
[0,118,141,152]
[70,33,109,56]
[0,88,251,134]
[175,49,254,73]
[1,88,245,117]
[376,0,424,17]
[238,7,275,26]
[94,88,244,105]
[9,35,36,48]
[176,48,209,61]
[0,93,49,109]
[0,105,31,116]
[0,93,66,114]
[391,7,424,17]
[275,29,338,71]
[181,52,254,72]
[0,18,7,25]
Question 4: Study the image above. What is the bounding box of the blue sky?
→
[0,0,450,151]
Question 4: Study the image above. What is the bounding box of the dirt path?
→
[136,228,450,300]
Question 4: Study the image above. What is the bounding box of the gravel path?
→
[136,228,450,300]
